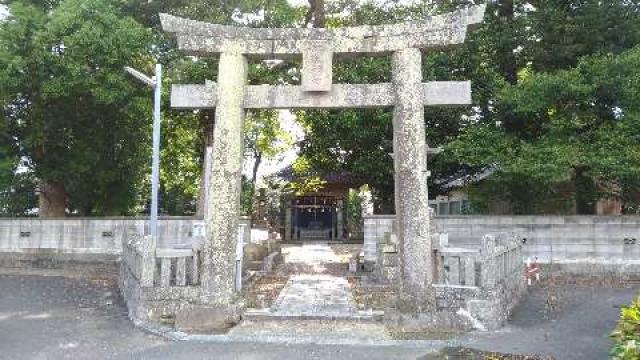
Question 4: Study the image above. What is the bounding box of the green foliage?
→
[158,100,201,215]
[260,175,290,229]
[0,0,153,215]
[345,186,365,237]
[240,176,255,216]
[296,0,640,213]
[2,0,639,217]
[244,109,293,189]
[610,296,640,360]
[527,0,640,72]
[245,110,292,160]
[155,0,301,215]
[0,172,38,216]
[450,45,640,213]
[286,156,328,196]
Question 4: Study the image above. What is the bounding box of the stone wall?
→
[363,215,394,264]
[435,215,640,264]
[119,229,203,324]
[0,217,252,256]
[432,234,527,330]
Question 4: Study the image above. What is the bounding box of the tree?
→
[449,46,640,213]
[159,0,301,215]
[0,0,153,216]
[244,109,293,187]
[294,0,640,214]
[296,0,506,211]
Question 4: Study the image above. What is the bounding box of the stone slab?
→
[160,5,486,56]
[175,304,242,332]
[170,82,471,109]
[301,40,333,92]
[270,274,358,318]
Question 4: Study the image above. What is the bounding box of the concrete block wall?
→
[363,215,640,266]
[0,217,252,255]
[363,215,394,263]
[435,215,640,264]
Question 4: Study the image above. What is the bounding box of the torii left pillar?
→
[203,47,247,303]
[175,47,247,330]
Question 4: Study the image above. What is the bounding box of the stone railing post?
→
[140,234,156,287]
[392,47,434,308]
[480,234,497,288]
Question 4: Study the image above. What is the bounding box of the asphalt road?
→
[0,273,635,360]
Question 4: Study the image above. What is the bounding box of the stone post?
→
[336,200,343,240]
[284,206,292,242]
[391,48,434,308]
[203,48,248,304]
[140,234,156,287]
[360,189,374,217]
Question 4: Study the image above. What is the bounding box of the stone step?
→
[226,319,392,343]
[243,308,384,322]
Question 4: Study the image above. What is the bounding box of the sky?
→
[242,110,305,185]
[287,0,311,6]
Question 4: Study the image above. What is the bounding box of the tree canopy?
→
[1,0,639,216]
[0,0,153,216]
[296,0,640,213]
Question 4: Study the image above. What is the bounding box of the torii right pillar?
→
[392,48,435,312]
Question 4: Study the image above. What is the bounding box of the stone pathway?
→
[271,274,357,318]
[245,242,378,320]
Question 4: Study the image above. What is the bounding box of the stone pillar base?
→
[383,308,470,334]
[175,302,245,332]
[383,291,472,334]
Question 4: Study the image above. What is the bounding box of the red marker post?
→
[525,256,541,285]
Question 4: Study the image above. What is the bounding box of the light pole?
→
[125,64,162,240]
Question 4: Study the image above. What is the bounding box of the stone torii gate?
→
[161,4,485,320]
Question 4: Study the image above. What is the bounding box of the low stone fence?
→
[433,233,526,330]
[434,215,640,265]
[367,215,640,330]
[364,215,640,272]
[373,220,526,330]
[118,221,278,326]
[119,226,203,323]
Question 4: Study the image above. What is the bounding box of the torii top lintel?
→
[162,5,485,96]
[159,5,485,57]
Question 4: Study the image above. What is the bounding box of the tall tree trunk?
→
[306,0,326,28]
[498,0,518,84]
[574,167,596,215]
[251,152,262,190]
[38,181,66,217]
[196,111,215,218]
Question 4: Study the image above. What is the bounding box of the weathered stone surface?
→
[300,40,333,92]
[203,47,247,305]
[174,304,241,331]
[171,81,471,109]
[171,81,216,109]
[269,275,357,319]
[160,5,486,57]
[245,84,395,108]
[392,48,434,307]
